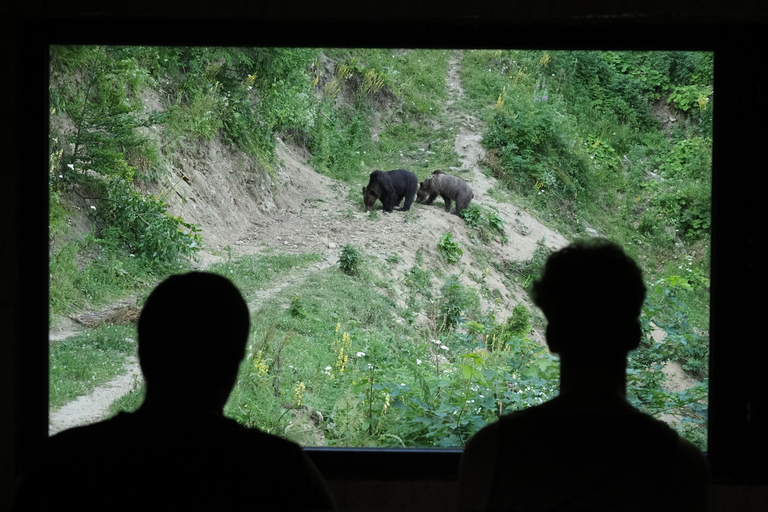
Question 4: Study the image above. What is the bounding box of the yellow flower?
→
[253,350,269,377]
[294,381,306,406]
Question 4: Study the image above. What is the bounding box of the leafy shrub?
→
[339,243,362,276]
[438,233,463,263]
[461,206,483,229]
[437,276,479,333]
[483,90,587,199]
[462,205,507,243]
[641,275,709,379]
[94,179,201,271]
[488,304,532,350]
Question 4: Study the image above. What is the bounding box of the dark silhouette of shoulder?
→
[14,272,335,511]
[461,400,710,511]
[15,409,335,511]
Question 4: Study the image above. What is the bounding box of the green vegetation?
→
[50,324,137,410]
[208,252,323,302]
[51,47,711,450]
[437,233,463,264]
[461,205,507,243]
[338,244,363,276]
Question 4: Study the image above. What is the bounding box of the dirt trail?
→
[49,50,570,434]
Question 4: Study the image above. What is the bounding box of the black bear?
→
[362,169,418,213]
[416,170,474,216]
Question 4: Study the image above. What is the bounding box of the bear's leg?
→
[442,195,452,212]
[399,192,416,211]
[424,192,439,206]
[455,193,471,216]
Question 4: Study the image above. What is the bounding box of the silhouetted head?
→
[531,239,646,365]
[137,272,250,404]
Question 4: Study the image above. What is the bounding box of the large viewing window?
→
[47,45,712,452]
[13,15,765,487]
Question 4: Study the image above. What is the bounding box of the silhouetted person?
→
[15,272,336,511]
[458,240,710,511]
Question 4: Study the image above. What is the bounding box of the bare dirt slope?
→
[49,51,571,434]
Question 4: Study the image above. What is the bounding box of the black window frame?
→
[12,14,768,486]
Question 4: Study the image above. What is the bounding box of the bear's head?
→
[416,177,433,203]
[362,185,380,211]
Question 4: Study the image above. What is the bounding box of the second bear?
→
[362,169,418,213]
[416,170,474,216]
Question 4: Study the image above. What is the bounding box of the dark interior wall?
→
[2,1,767,510]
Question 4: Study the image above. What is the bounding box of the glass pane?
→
[49,46,711,450]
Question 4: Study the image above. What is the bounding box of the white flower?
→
[440,345,449,351]
[356,352,365,357]
[67,163,74,170]
[431,339,442,345]
[90,205,96,210]
[416,359,422,365]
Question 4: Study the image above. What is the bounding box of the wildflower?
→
[416,359,422,365]
[440,345,449,351]
[356,352,365,357]
[294,381,306,406]
[67,163,74,170]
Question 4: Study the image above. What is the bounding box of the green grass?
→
[207,252,324,302]
[49,240,163,319]
[49,252,325,416]
[50,324,137,411]
[108,383,145,417]
[224,265,413,440]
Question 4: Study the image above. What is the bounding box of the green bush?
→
[339,244,363,276]
[437,276,479,333]
[438,233,463,263]
[461,205,507,243]
[94,179,201,271]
